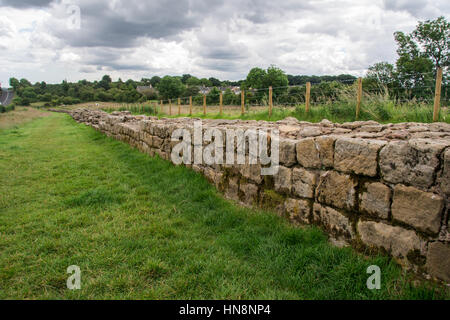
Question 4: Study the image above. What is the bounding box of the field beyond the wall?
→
[0,113,447,299]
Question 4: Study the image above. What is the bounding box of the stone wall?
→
[67,108,450,284]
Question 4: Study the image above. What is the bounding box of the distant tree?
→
[150,76,161,87]
[199,78,212,87]
[245,67,266,89]
[366,62,396,85]
[184,85,199,97]
[19,78,32,87]
[208,77,222,87]
[186,76,201,87]
[207,87,221,104]
[157,76,185,99]
[181,74,192,84]
[261,65,289,95]
[99,75,112,90]
[223,88,238,105]
[9,78,20,91]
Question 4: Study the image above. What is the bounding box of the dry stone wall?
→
[67,108,450,283]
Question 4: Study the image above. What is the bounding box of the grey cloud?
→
[46,0,224,48]
[79,47,149,71]
[383,0,429,17]
[0,0,54,8]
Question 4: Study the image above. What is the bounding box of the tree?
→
[394,31,434,88]
[186,76,201,87]
[412,16,449,68]
[181,74,192,84]
[208,77,222,87]
[150,76,161,87]
[207,87,221,104]
[157,76,185,99]
[366,62,395,85]
[245,67,266,89]
[262,66,289,95]
[9,78,20,91]
[99,75,112,90]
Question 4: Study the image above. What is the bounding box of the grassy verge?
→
[0,114,447,299]
[0,107,51,130]
[100,101,450,124]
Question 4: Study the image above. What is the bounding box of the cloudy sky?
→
[0,0,448,86]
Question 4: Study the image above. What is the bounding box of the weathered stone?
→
[240,183,259,206]
[292,168,317,199]
[279,138,297,167]
[299,126,323,137]
[239,163,263,184]
[274,166,292,194]
[285,198,311,224]
[426,242,450,283]
[380,139,449,189]
[152,136,164,148]
[313,204,354,239]
[334,138,386,177]
[360,182,391,219]
[225,177,239,201]
[358,221,424,261]
[296,136,335,169]
[392,185,444,234]
[316,171,357,211]
[440,148,450,195]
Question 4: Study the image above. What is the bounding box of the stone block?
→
[334,138,386,177]
[225,177,239,201]
[274,166,292,194]
[292,168,317,199]
[358,221,424,261]
[296,136,335,169]
[279,138,298,167]
[285,198,311,224]
[380,139,449,189]
[440,148,450,195]
[360,182,391,219]
[240,183,259,206]
[313,204,354,239]
[392,185,444,234]
[426,242,450,283]
[316,171,357,211]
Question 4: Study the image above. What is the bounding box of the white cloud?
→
[0,0,448,87]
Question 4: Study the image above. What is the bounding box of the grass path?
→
[0,114,446,299]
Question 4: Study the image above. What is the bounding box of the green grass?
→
[129,101,449,124]
[0,114,447,299]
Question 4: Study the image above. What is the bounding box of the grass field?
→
[0,107,51,130]
[0,113,448,299]
[95,100,450,124]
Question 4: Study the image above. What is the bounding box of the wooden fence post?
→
[241,90,245,115]
[189,96,192,116]
[169,99,172,116]
[160,100,163,114]
[203,95,207,116]
[269,86,273,117]
[356,78,363,120]
[178,98,181,115]
[305,82,311,113]
[433,67,443,122]
[219,92,223,116]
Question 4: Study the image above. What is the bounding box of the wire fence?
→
[101,68,449,122]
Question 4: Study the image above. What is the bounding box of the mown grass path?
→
[0,114,445,299]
